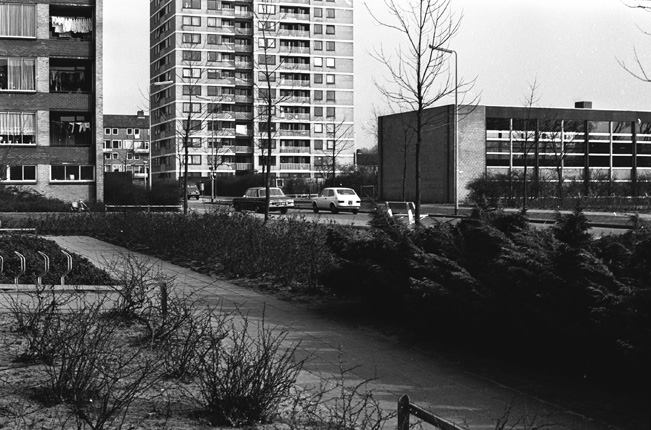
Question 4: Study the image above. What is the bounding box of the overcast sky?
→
[104,0,651,149]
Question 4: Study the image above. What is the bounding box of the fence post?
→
[398,395,410,430]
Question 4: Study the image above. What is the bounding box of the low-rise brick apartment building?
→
[379,103,651,203]
[103,111,151,187]
[0,0,103,203]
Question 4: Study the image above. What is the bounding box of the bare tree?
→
[369,0,467,224]
[326,119,354,184]
[619,1,651,81]
[254,9,294,223]
[517,79,540,211]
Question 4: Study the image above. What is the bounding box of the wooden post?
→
[398,395,410,430]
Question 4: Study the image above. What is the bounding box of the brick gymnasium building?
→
[0,1,103,203]
[378,103,651,203]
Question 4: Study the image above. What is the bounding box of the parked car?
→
[312,187,361,214]
[185,184,201,200]
[232,187,294,214]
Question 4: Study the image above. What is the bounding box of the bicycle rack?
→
[37,251,50,286]
[61,250,73,286]
[13,251,26,285]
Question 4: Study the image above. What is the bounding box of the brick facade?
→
[0,0,103,203]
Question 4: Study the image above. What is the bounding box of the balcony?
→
[235,78,253,86]
[279,130,310,137]
[280,113,310,120]
[282,96,310,104]
[279,79,310,87]
[235,61,253,69]
[279,46,310,54]
[234,27,253,36]
[235,95,253,103]
[277,30,310,38]
[50,60,92,93]
[279,163,311,170]
[281,13,310,21]
[280,63,310,71]
[234,44,253,53]
[234,112,253,120]
[50,15,94,41]
[280,146,311,153]
[235,162,253,170]
[215,128,235,136]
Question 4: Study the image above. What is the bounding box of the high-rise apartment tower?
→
[0,0,103,202]
[149,0,354,187]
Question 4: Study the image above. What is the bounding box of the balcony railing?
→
[280,63,310,71]
[279,46,310,54]
[279,79,310,87]
[234,112,253,120]
[280,146,311,153]
[280,113,310,120]
[235,162,253,170]
[279,130,310,137]
[277,30,310,38]
[235,95,253,103]
[279,163,311,170]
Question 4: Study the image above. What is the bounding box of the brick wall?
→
[457,106,486,202]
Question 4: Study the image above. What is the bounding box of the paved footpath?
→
[48,236,642,430]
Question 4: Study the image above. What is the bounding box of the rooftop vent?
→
[137,110,145,118]
[575,101,593,109]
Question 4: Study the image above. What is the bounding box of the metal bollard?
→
[37,251,50,286]
[13,251,26,285]
[61,250,73,286]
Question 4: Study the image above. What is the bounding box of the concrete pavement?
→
[43,236,644,430]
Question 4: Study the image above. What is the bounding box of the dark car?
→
[232,187,294,214]
[185,184,201,200]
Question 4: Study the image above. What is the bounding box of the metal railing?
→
[397,395,464,430]
[0,249,74,286]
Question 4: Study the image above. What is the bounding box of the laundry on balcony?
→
[50,70,88,92]
[51,16,93,35]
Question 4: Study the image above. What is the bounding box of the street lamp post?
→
[429,45,458,215]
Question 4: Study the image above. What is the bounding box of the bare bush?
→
[6,285,78,364]
[106,253,173,322]
[195,314,304,426]
[161,306,221,382]
[281,359,393,430]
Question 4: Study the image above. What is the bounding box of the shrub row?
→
[17,209,651,384]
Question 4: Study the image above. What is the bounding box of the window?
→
[207,69,219,79]
[182,0,201,8]
[314,41,323,51]
[314,57,323,67]
[314,8,323,17]
[190,137,202,147]
[314,140,323,150]
[112,140,121,148]
[326,41,335,51]
[326,90,335,101]
[104,128,111,135]
[314,107,323,117]
[183,85,202,96]
[258,21,276,31]
[182,16,201,26]
[0,4,35,38]
[183,50,202,61]
[5,165,36,182]
[326,25,335,35]
[326,58,335,68]
[127,128,133,135]
[314,24,323,34]
[258,4,276,14]
[0,58,35,91]
[182,33,201,44]
[104,152,110,159]
[188,155,202,165]
[258,54,276,65]
[326,123,335,133]
[314,74,323,84]
[314,124,323,133]
[326,8,335,18]
[183,102,202,113]
[127,153,133,160]
[207,17,218,27]
[50,165,94,182]
[112,128,118,135]
[326,140,335,150]
[258,38,276,48]
[326,107,335,118]
[0,112,36,144]
[183,68,201,79]
[326,74,335,84]
[314,90,323,101]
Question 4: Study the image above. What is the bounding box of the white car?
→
[312,187,361,214]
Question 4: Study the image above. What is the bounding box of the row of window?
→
[180,15,338,35]
[104,128,142,137]
[1,165,94,182]
[103,140,150,150]
[487,154,651,168]
[104,152,145,161]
